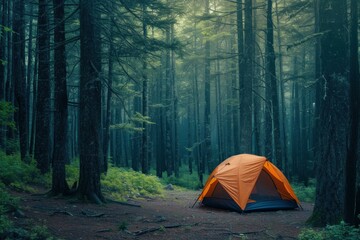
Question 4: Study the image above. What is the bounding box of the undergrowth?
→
[0,151,50,190]
[158,166,207,190]
[64,161,164,201]
[101,167,163,201]
[292,179,316,203]
[298,221,360,240]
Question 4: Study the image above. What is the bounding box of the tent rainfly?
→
[195,154,301,212]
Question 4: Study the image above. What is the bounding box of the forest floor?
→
[9,188,313,240]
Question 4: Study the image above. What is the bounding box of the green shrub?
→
[0,215,13,236]
[0,151,49,188]
[101,167,163,201]
[0,182,19,213]
[65,160,80,186]
[29,225,54,240]
[159,166,206,190]
[298,222,360,240]
[0,101,15,129]
[324,221,360,240]
[0,183,16,238]
[298,228,323,240]
[292,179,316,202]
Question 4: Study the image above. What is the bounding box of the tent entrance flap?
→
[202,183,242,212]
[250,170,281,201]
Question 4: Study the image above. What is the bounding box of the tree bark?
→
[0,0,8,149]
[265,0,282,168]
[308,0,348,227]
[236,0,244,154]
[52,0,69,195]
[203,0,211,175]
[103,15,114,174]
[78,0,104,203]
[239,0,253,154]
[35,0,51,172]
[344,0,359,225]
[12,0,28,161]
[0,0,6,101]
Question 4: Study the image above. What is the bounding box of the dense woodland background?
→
[0,0,359,228]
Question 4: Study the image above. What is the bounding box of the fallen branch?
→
[50,210,73,216]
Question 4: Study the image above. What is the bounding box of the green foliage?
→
[0,101,16,129]
[0,182,19,213]
[160,166,205,190]
[0,215,13,236]
[110,123,144,132]
[324,221,360,240]
[118,221,128,231]
[298,222,360,240]
[292,179,316,202]
[0,183,15,238]
[0,151,49,187]
[101,168,163,201]
[298,228,323,240]
[29,225,54,240]
[131,112,155,125]
[65,160,79,186]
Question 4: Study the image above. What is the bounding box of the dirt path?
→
[10,189,312,239]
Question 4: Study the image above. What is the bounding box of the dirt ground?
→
[9,189,313,240]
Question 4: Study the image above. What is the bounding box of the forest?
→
[0,0,360,239]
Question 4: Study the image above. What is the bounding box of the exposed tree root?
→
[88,192,105,204]
[81,210,105,218]
[106,198,141,208]
[50,210,74,216]
[126,223,199,236]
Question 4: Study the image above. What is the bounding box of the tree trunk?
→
[0,0,8,149]
[308,0,348,227]
[291,57,300,177]
[171,24,179,177]
[265,0,282,168]
[35,0,51,172]
[203,0,211,174]
[230,19,238,156]
[12,0,28,161]
[141,3,149,174]
[78,0,104,203]
[239,0,253,154]
[236,0,244,154]
[103,16,114,174]
[344,0,359,225]
[274,0,288,175]
[165,24,173,176]
[52,0,69,195]
[0,0,6,101]
[215,42,224,163]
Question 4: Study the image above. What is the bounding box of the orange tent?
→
[196,154,300,212]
